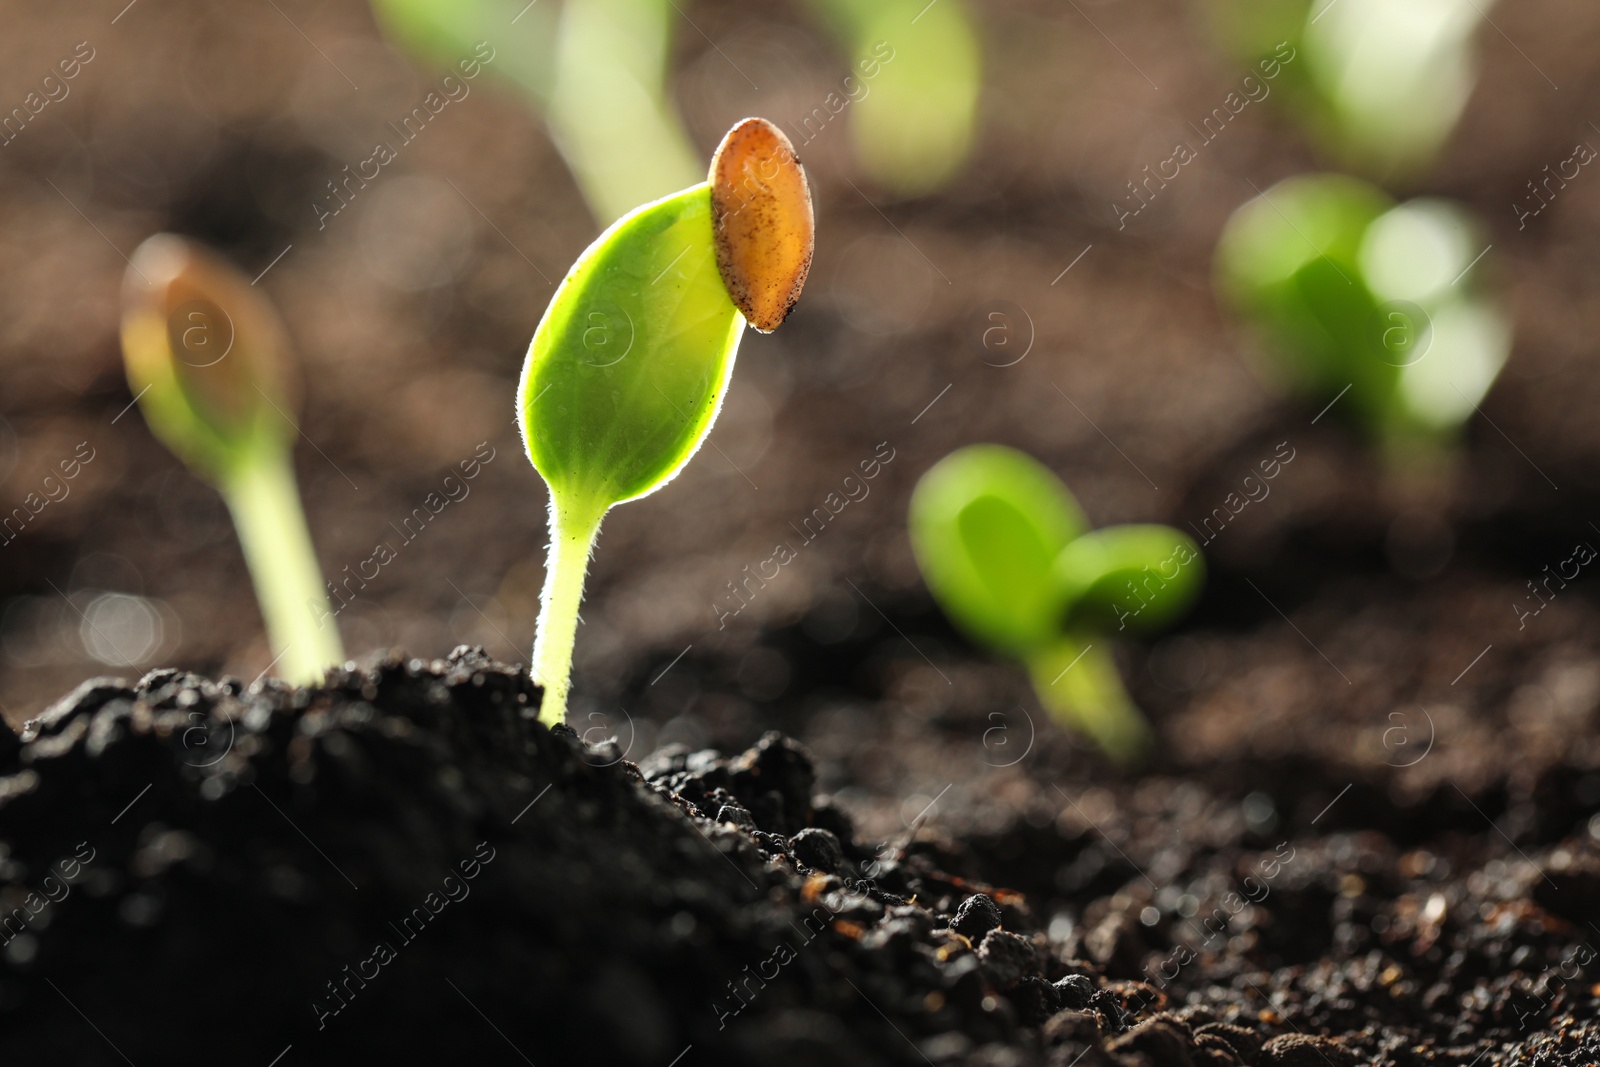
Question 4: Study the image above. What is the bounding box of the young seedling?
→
[520,118,814,724]
[1210,0,1489,177]
[371,0,700,224]
[806,0,981,196]
[1215,174,1510,469]
[909,445,1203,765]
[121,235,345,685]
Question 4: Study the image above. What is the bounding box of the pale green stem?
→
[1027,635,1152,767]
[532,496,606,725]
[220,449,345,685]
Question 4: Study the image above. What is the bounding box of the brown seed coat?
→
[709,117,814,333]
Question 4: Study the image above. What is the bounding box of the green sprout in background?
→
[1216,173,1511,475]
[1211,0,1493,179]
[520,118,815,723]
[371,0,699,224]
[909,445,1204,765]
[120,235,345,684]
[807,0,982,196]
[372,0,983,221]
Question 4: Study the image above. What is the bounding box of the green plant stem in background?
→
[370,0,699,225]
[548,0,700,223]
[530,499,604,721]
[1026,637,1151,767]
[808,0,981,196]
[221,449,345,684]
[122,234,346,687]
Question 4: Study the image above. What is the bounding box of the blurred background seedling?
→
[1211,0,1495,181]
[120,235,345,685]
[371,0,981,224]
[805,0,981,196]
[371,0,699,224]
[1215,173,1511,482]
[520,118,813,723]
[909,445,1204,765]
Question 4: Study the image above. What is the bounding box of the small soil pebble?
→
[1007,975,1061,1024]
[951,892,1005,939]
[1195,1023,1264,1062]
[716,803,757,829]
[1054,973,1096,1010]
[1260,1033,1361,1067]
[1108,1016,1195,1063]
[788,826,844,871]
[977,928,1039,988]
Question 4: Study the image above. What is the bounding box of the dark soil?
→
[7,1,1600,1064]
[2,646,1596,1065]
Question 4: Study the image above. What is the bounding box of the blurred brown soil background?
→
[4,0,1600,819]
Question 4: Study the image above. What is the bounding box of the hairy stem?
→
[532,496,606,725]
[221,448,345,685]
[1027,635,1152,767]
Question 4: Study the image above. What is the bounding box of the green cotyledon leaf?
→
[1054,524,1204,636]
[517,182,744,517]
[908,444,1089,657]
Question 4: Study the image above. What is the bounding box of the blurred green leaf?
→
[1056,525,1204,636]
[370,0,556,99]
[120,235,344,684]
[548,0,701,222]
[908,444,1087,656]
[121,236,298,485]
[1216,173,1510,449]
[371,0,700,224]
[1209,0,1493,177]
[909,445,1202,764]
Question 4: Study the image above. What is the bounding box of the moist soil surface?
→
[1,646,1596,1066]
[5,3,1600,1064]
